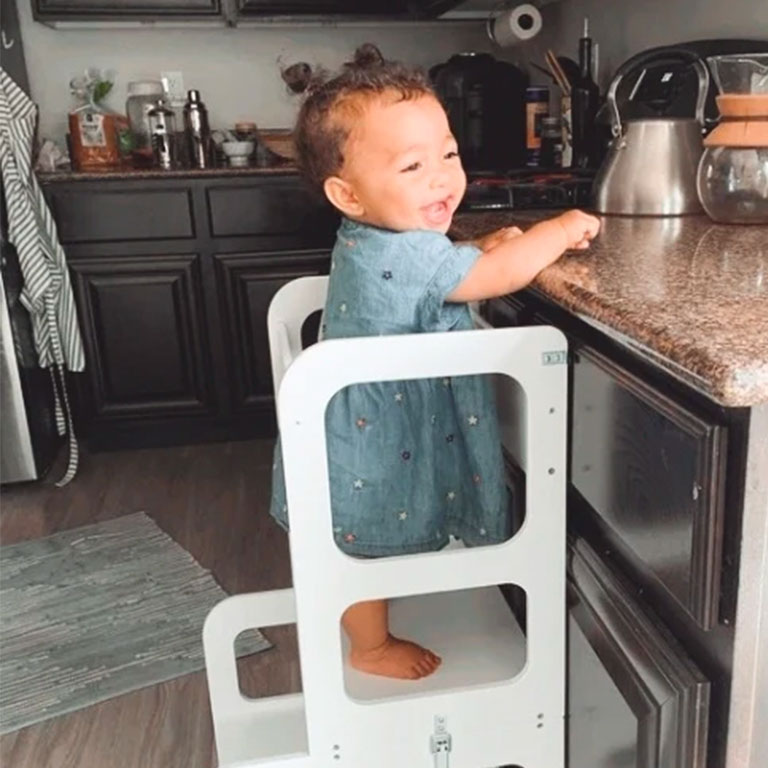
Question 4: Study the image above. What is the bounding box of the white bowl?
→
[221,140,255,167]
[221,140,255,156]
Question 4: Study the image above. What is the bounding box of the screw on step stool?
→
[548,468,555,475]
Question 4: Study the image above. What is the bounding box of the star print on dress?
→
[467,415,479,426]
[446,491,456,501]
[430,414,437,424]
[382,270,393,280]
[339,303,347,313]
[446,434,454,443]
[394,392,404,403]
[472,474,482,484]
[442,378,451,387]
[344,533,357,543]
[401,450,411,460]
[353,479,364,489]
[356,417,367,429]
[398,510,408,520]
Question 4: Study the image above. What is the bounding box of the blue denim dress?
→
[270,217,510,557]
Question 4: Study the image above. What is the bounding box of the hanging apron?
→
[0,66,85,486]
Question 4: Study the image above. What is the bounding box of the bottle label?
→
[78,112,106,147]
[561,95,573,168]
[526,102,549,150]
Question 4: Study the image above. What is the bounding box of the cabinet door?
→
[236,0,459,15]
[568,536,710,768]
[214,249,329,418]
[70,254,214,422]
[571,345,727,630]
[34,0,220,20]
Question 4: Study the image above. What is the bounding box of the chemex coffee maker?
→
[697,53,768,224]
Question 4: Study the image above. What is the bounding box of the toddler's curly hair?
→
[292,44,435,197]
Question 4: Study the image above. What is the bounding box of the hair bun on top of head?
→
[344,43,386,71]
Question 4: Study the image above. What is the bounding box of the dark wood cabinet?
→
[33,0,461,22]
[34,0,220,20]
[237,0,407,14]
[485,290,741,768]
[214,248,328,416]
[571,345,727,631]
[69,253,214,421]
[43,173,337,448]
[235,0,461,18]
[568,537,710,768]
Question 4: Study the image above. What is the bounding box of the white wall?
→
[15,3,494,142]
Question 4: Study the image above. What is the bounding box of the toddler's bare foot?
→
[349,634,442,680]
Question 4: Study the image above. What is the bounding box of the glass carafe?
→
[696,54,768,224]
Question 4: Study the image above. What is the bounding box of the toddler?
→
[271,46,600,682]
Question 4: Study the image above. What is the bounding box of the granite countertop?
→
[451,211,768,408]
[37,163,299,182]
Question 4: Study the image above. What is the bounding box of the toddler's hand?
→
[475,225,523,252]
[555,210,601,250]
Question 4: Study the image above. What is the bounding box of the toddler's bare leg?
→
[342,599,442,680]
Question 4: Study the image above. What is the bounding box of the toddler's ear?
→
[324,176,364,218]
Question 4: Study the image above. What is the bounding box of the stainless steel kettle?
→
[593,49,710,215]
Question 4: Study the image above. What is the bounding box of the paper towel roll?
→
[489,3,543,48]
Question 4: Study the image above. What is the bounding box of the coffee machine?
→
[430,53,529,172]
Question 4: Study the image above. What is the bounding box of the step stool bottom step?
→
[344,585,526,701]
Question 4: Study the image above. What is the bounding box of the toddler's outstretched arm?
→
[448,210,600,302]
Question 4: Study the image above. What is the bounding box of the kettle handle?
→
[607,47,710,138]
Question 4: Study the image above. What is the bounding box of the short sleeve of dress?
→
[402,231,479,332]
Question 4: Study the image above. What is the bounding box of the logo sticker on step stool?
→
[542,350,568,365]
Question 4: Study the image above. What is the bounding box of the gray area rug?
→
[0,512,271,734]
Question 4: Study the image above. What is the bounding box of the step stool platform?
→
[344,585,526,701]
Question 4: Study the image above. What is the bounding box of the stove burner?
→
[461,169,596,211]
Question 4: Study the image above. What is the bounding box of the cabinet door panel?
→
[236,0,458,15]
[207,183,336,239]
[50,188,194,243]
[568,537,710,768]
[571,345,727,630]
[35,0,219,18]
[70,254,213,419]
[214,250,329,414]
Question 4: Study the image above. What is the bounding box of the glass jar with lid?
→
[126,81,165,160]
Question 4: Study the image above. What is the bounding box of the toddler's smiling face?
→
[326,93,466,234]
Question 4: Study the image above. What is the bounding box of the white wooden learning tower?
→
[203,276,567,768]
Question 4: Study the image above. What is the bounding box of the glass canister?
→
[696,54,768,224]
[126,80,165,161]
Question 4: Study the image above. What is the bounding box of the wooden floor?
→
[0,440,300,768]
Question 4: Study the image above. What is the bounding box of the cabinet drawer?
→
[207,183,335,238]
[568,536,710,768]
[35,0,220,17]
[50,188,194,243]
[571,345,727,630]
